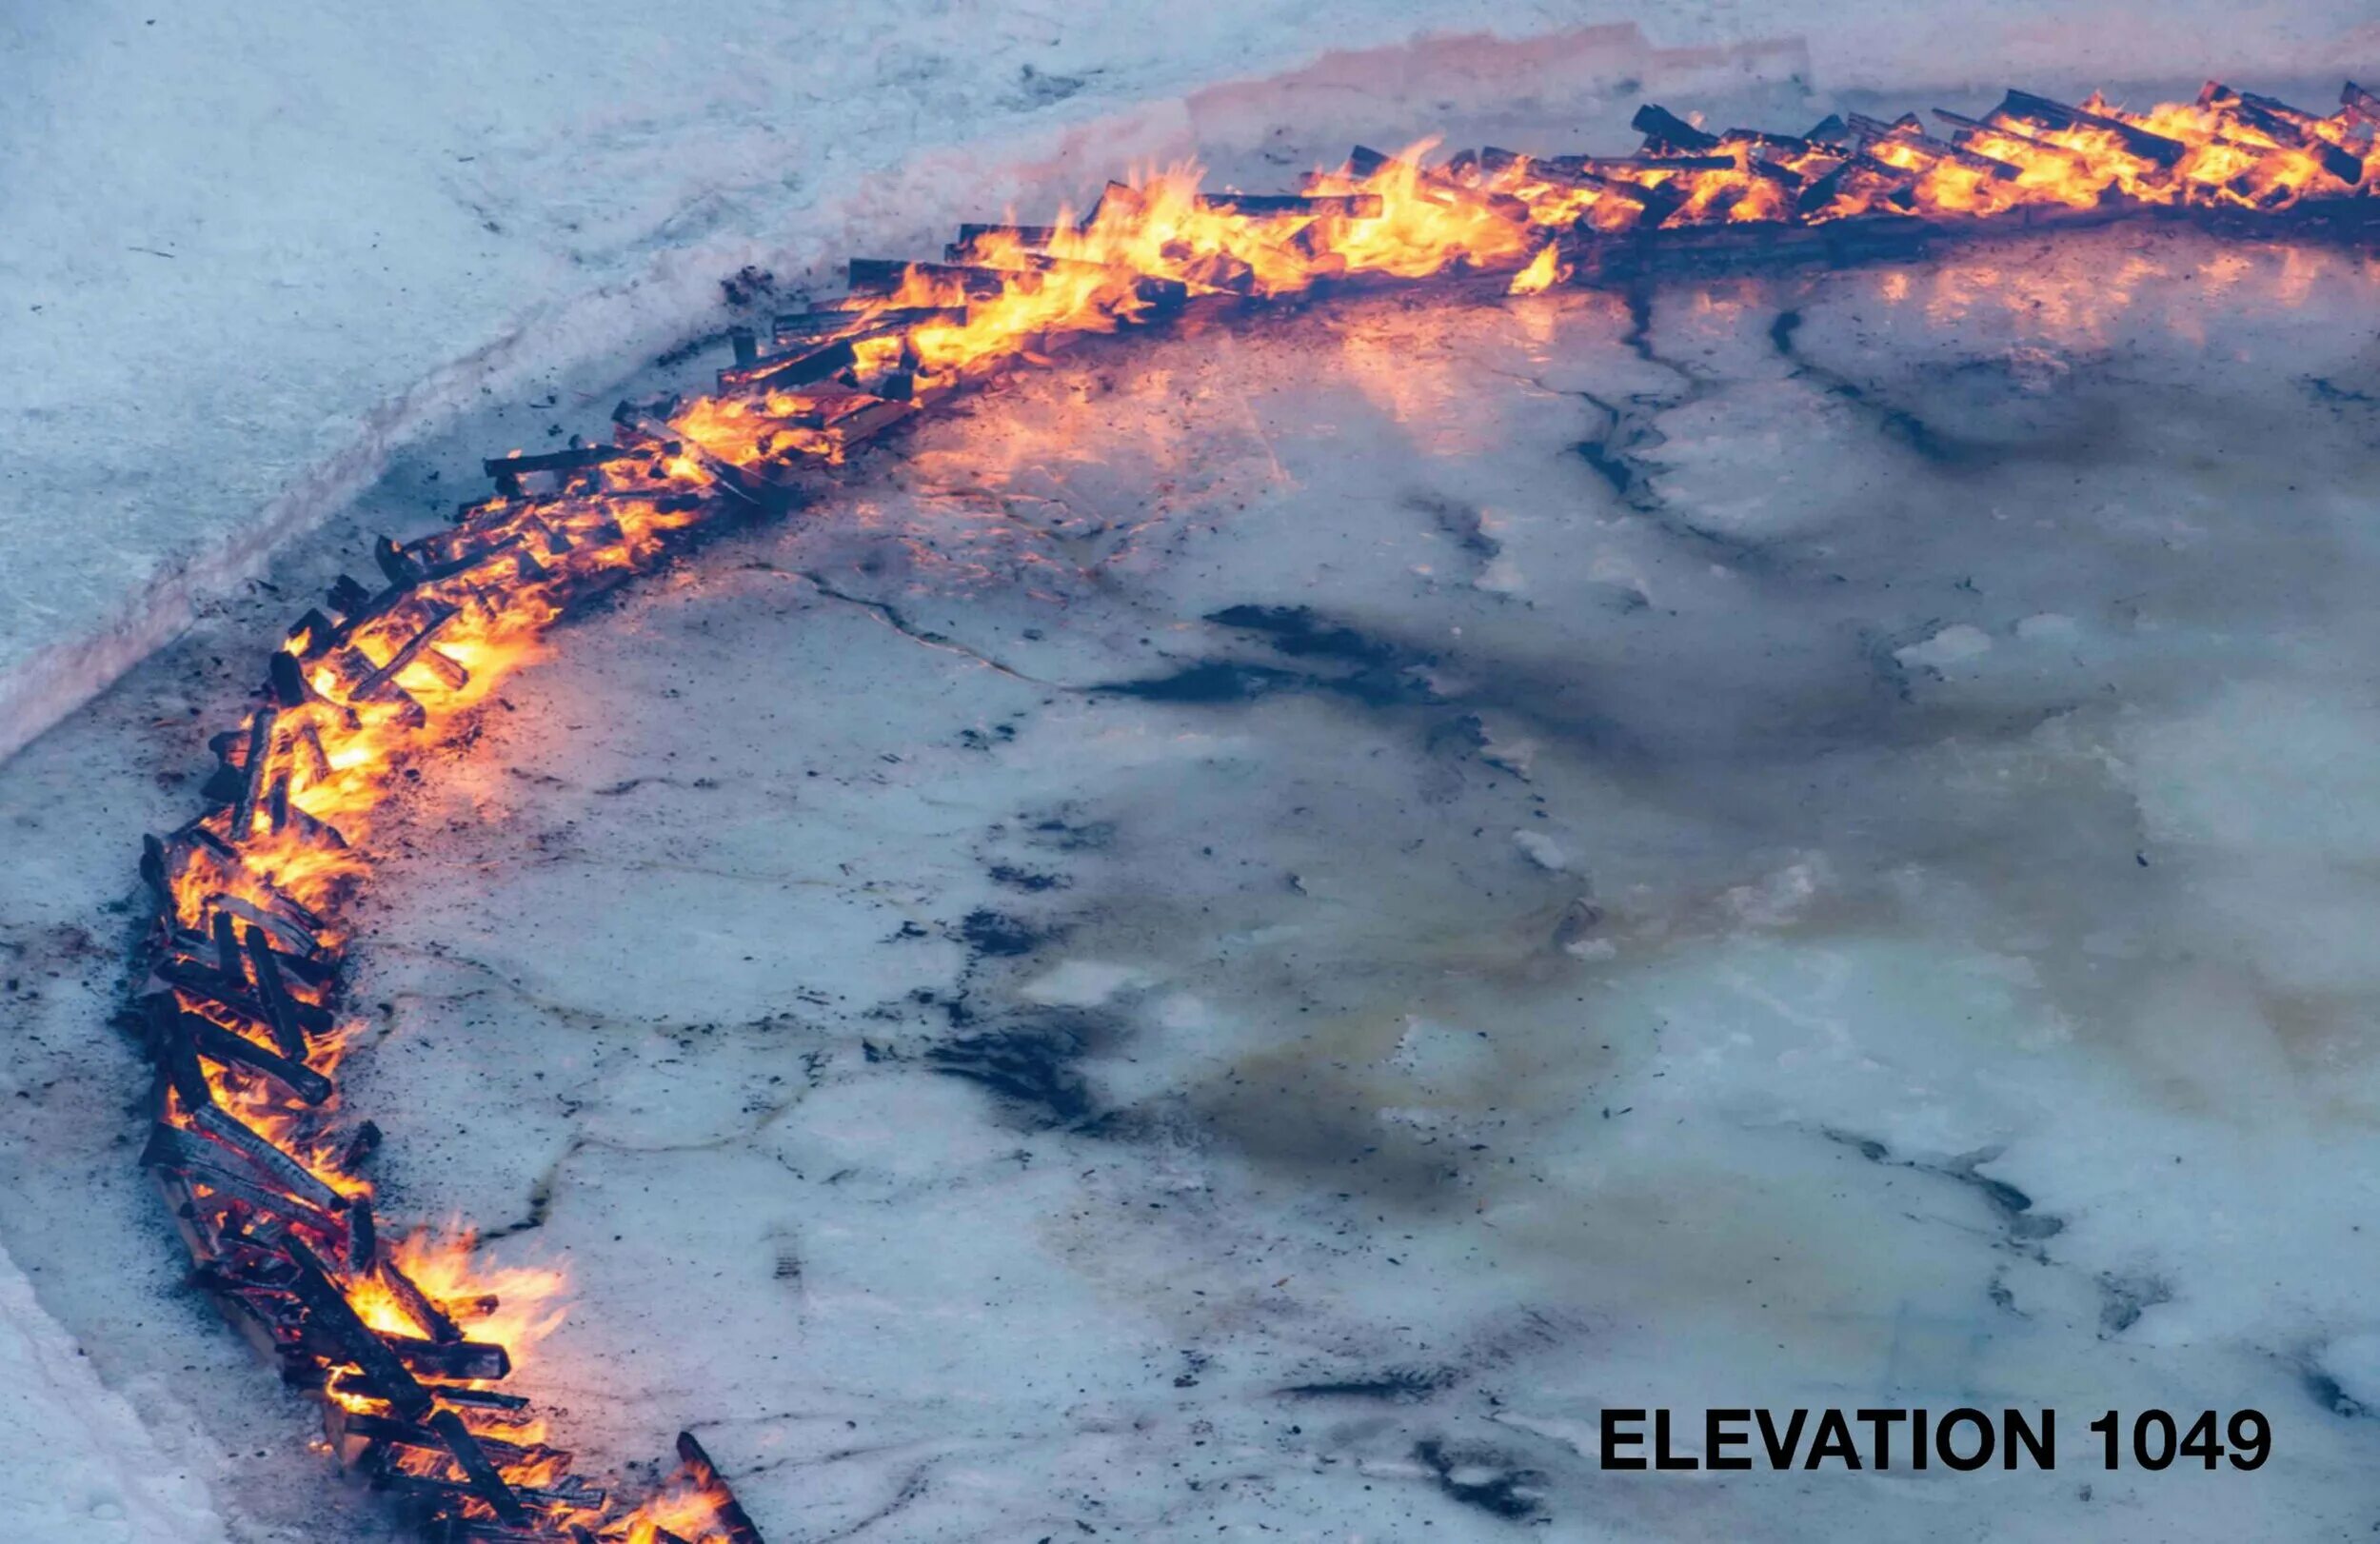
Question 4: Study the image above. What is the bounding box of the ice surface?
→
[114,228,2359,1538]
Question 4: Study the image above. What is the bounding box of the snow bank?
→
[0,1239,226,1543]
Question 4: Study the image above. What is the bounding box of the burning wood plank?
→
[1845,113,2023,179]
[2200,82,2364,184]
[485,445,636,483]
[342,604,462,704]
[1993,89,2190,166]
[188,1104,350,1215]
[177,1003,333,1103]
[1195,191,1383,217]
[674,1432,767,1544]
[1545,151,1737,175]
[142,1124,346,1235]
[715,336,859,394]
[387,1333,511,1381]
[243,920,314,1058]
[281,1236,436,1420]
[155,957,334,1041]
[774,305,966,340]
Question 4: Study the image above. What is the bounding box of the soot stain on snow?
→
[1413,1438,1546,1521]
[2095,1270,2173,1336]
[1279,1365,1457,1403]
[958,907,1057,958]
[1825,1129,2066,1249]
[1094,604,1438,710]
[1204,604,1406,667]
[924,1009,1106,1128]
[2304,1367,2372,1420]
[1769,299,2126,473]
[1401,490,1501,560]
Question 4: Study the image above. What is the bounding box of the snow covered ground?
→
[0,1239,225,1544]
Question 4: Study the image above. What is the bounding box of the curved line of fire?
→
[129,83,2380,1544]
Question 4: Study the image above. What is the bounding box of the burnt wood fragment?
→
[341,1119,384,1169]
[1632,103,1722,153]
[268,649,309,709]
[208,893,327,961]
[210,908,243,979]
[243,922,311,1059]
[183,1009,332,1104]
[954,221,1068,247]
[145,998,214,1111]
[388,1334,511,1381]
[229,708,278,841]
[337,1412,549,1470]
[1195,192,1383,217]
[1721,128,1822,155]
[775,305,965,340]
[719,337,860,394]
[373,1472,587,1516]
[614,412,794,511]
[283,1236,435,1421]
[143,1125,345,1234]
[677,1432,767,1544]
[847,257,996,293]
[377,1254,465,1343]
[483,445,634,481]
[347,604,461,703]
[374,537,421,587]
[289,608,340,658]
[1932,109,2092,168]
[1846,114,2021,178]
[2200,83,2364,184]
[1545,151,1735,175]
[428,1408,529,1526]
[1994,89,2188,166]
[824,399,916,447]
[419,1382,529,1411]
[189,1104,348,1215]
[327,575,374,619]
[157,958,334,1039]
[2345,82,2380,125]
[140,832,170,905]
[347,1194,376,1274]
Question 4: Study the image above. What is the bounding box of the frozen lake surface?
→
[5,220,2373,1539]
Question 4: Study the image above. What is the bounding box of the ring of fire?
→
[127,83,2380,1544]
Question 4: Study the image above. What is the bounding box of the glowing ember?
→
[129,79,2379,1543]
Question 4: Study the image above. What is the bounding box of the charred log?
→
[283,1237,440,1423]
[676,1432,767,1544]
[1196,192,1383,217]
[1632,103,1722,153]
[1994,89,2189,166]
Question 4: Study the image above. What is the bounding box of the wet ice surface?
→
[329,230,2380,1539]
[2,226,2378,1541]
